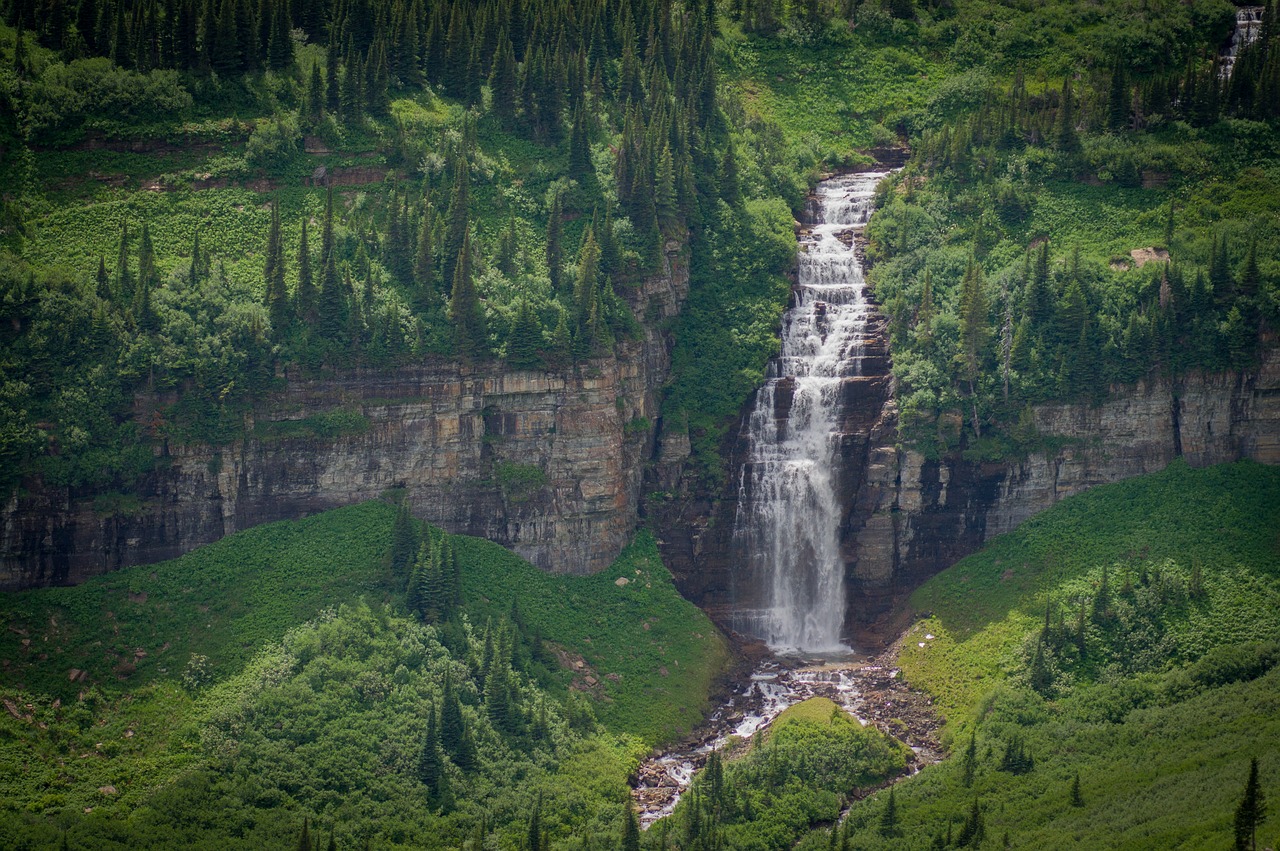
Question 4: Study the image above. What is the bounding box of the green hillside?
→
[816,461,1280,849]
[0,501,729,848]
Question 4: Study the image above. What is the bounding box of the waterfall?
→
[729,172,889,654]
[1222,6,1265,78]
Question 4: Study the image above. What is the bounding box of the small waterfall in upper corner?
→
[729,171,890,655]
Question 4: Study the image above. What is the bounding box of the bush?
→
[245,112,302,169]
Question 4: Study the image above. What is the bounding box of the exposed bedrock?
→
[1,249,689,590]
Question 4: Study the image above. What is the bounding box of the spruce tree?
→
[546,191,565,296]
[116,221,134,302]
[622,797,641,851]
[442,156,470,292]
[265,201,290,333]
[449,231,487,359]
[413,204,439,311]
[389,501,418,580]
[296,219,317,326]
[958,258,990,436]
[506,299,545,369]
[419,703,443,795]
[878,787,899,837]
[1234,757,1266,851]
[307,60,325,125]
[1070,771,1084,807]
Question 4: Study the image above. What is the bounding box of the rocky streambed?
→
[632,640,944,828]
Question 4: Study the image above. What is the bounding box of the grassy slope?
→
[832,461,1280,849]
[455,529,731,744]
[0,502,730,844]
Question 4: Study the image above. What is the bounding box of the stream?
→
[632,645,944,829]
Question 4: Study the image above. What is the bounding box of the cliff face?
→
[1,250,688,591]
[653,340,1280,647]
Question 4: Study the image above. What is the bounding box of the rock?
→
[2,255,691,588]
[615,577,630,586]
[98,785,116,796]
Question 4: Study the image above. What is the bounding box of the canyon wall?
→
[652,334,1280,647]
[0,249,688,591]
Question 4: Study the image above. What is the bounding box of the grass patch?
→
[823,460,1280,849]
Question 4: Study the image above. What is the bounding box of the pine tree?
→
[317,250,347,341]
[442,156,470,292]
[266,0,293,70]
[546,191,565,295]
[419,703,443,795]
[306,60,326,125]
[1234,757,1266,850]
[116,221,134,302]
[489,29,518,128]
[497,216,520,279]
[449,231,487,359]
[506,299,545,369]
[1108,64,1128,131]
[265,201,290,333]
[1055,77,1080,155]
[296,817,311,851]
[95,255,112,301]
[296,219,317,326]
[878,787,899,837]
[569,103,593,184]
[957,797,985,847]
[1070,771,1084,807]
[413,203,439,311]
[622,796,641,851]
[389,501,418,580]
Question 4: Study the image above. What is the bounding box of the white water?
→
[1222,6,1265,78]
[730,172,889,653]
[634,659,869,829]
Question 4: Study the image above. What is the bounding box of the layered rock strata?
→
[1,251,688,590]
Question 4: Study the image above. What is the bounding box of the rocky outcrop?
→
[655,345,1280,648]
[1,250,688,591]
[841,347,1280,644]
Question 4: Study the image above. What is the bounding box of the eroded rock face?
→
[654,345,1280,649]
[1,253,688,590]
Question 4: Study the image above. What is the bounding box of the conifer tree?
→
[497,216,520,279]
[116,221,134,302]
[95,255,112,301]
[413,203,439,310]
[490,30,518,128]
[1070,771,1084,807]
[569,103,592,184]
[449,231,487,359]
[296,219,317,326]
[317,250,347,341]
[306,60,325,125]
[265,201,290,333]
[442,156,470,292]
[879,787,899,837]
[506,299,544,369]
[296,818,311,851]
[419,703,443,794]
[546,191,565,295]
[622,797,641,851]
[389,501,418,580]
[1234,757,1266,851]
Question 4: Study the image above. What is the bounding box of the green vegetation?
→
[0,502,730,847]
[811,460,1280,849]
[652,698,908,850]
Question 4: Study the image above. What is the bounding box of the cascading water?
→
[730,172,889,654]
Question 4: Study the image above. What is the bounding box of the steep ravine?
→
[1,247,689,590]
